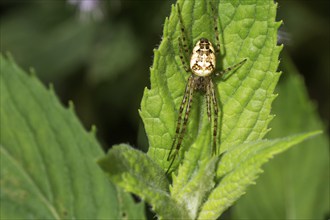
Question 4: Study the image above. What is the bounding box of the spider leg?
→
[176,77,195,151]
[166,76,195,173]
[210,2,220,54]
[209,78,219,155]
[178,37,190,72]
[206,81,211,122]
[166,76,194,173]
[177,3,189,57]
[215,58,247,78]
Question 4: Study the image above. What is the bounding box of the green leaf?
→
[198,131,321,219]
[171,156,218,219]
[98,144,190,219]
[136,0,294,218]
[140,0,282,172]
[232,54,330,219]
[0,54,145,219]
[95,1,323,219]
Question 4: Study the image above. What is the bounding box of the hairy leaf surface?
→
[98,144,190,219]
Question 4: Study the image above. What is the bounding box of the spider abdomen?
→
[190,38,216,77]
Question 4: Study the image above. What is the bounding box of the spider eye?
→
[200,38,208,43]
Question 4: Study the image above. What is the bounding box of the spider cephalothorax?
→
[166,3,247,173]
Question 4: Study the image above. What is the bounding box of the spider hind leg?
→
[209,79,219,155]
[166,76,194,173]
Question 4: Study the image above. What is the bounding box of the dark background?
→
[1,0,329,152]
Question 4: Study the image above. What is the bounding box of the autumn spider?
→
[166,2,247,173]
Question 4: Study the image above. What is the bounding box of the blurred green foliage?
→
[0,0,174,151]
[276,0,329,126]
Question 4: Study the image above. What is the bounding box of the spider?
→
[166,2,247,173]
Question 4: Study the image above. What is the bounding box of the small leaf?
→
[98,144,190,219]
[171,157,218,219]
[0,54,145,219]
[198,131,321,219]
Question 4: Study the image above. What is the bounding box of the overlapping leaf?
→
[98,144,190,219]
[232,55,329,219]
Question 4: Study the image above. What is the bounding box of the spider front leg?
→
[178,37,190,72]
[177,3,190,56]
[215,58,247,78]
[177,3,190,72]
[166,76,194,173]
[210,2,220,54]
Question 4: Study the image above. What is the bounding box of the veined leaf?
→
[140,0,282,172]
[232,54,330,219]
[138,0,286,218]
[98,144,190,219]
[0,54,145,219]
[198,131,321,219]
[96,1,322,219]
